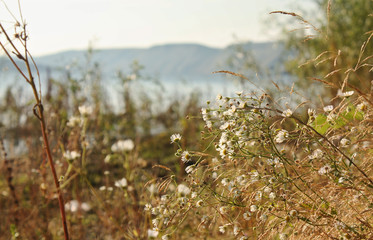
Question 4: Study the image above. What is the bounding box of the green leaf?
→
[312,114,330,135]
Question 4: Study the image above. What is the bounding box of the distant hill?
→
[0,42,288,102]
[31,42,285,81]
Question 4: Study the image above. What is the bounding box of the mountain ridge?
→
[30,41,284,80]
[0,42,286,95]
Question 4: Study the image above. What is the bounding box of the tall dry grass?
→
[0,1,372,240]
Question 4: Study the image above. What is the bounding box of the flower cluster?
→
[146,92,372,239]
[111,139,135,152]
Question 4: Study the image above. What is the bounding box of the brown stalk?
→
[269,11,322,36]
[0,23,69,239]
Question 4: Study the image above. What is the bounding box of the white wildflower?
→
[144,203,152,211]
[147,229,159,238]
[170,133,182,143]
[308,108,316,117]
[114,178,128,188]
[219,132,228,144]
[267,157,282,167]
[308,108,316,122]
[151,207,159,216]
[205,120,213,128]
[78,105,93,116]
[250,205,258,212]
[66,116,82,127]
[162,235,170,240]
[147,184,158,195]
[223,107,236,116]
[104,155,111,163]
[181,151,191,163]
[318,164,332,175]
[40,183,46,190]
[269,177,276,184]
[233,225,240,236]
[236,175,247,185]
[260,214,268,221]
[64,200,79,212]
[340,138,350,147]
[323,105,334,112]
[327,113,337,124]
[219,224,228,234]
[177,184,191,196]
[212,110,219,118]
[201,215,210,225]
[201,108,210,123]
[161,195,170,202]
[178,197,188,206]
[264,186,272,193]
[350,127,357,133]
[334,221,346,230]
[274,129,289,143]
[233,188,242,198]
[220,121,231,130]
[111,139,134,152]
[63,150,81,161]
[309,149,323,160]
[255,191,263,201]
[250,171,260,183]
[243,211,252,220]
[269,192,276,200]
[152,218,159,228]
[196,200,204,207]
[219,206,228,214]
[218,145,233,159]
[81,202,91,211]
[191,192,198,199]
[338,89,354,97]
[338,177,346,184]
[279,233,288,240]
[65,200,90,212]
[282,109,293,118]
[221,178,230,186]
[357,102,367,112]
[185,165,195,174]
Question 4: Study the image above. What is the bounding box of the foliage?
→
[148,90,373,240]
[282,0,373,97]
[0,1,373,240]
[0,44,203,239]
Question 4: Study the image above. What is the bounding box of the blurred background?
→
[0,0,317,106]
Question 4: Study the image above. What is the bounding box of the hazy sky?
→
[1,0,315,56]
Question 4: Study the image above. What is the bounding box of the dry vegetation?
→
[0,1,372,240]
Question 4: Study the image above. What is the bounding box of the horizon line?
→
[31,40,278,58]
